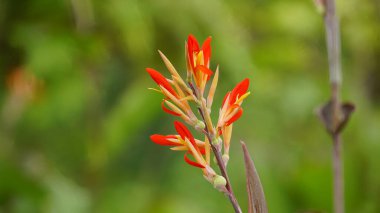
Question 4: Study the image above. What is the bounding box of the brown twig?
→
[332,133,343,213]
[323,0,344,212]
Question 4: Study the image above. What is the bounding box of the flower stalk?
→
[146,34,251,212]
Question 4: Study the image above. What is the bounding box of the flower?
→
[186,35,213,93]
[146,34,250,174]
[146,67,199,126]
[150,121,211,170]
[146,68,178,98]
[217,78,250,158]
[218,78,250,128]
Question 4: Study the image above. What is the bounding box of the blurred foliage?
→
[0,0,380,212]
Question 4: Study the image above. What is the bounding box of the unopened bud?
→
[195,120,205,131]
[211,137,222,152]
[211,137,222,146]
[213,175,227,192]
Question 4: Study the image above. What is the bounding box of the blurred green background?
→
[1,0,379,212]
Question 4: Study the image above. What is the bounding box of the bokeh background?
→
[1,0,379,212]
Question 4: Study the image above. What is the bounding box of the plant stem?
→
[189,82,242,213]
[333,133,344,213]
[323,0,344,212]
[198,108,242,213]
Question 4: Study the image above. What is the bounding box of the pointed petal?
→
[207,66,219,109]
[158,50,181,78]
[222,124,233,154]
[161,100,181,116]
[227,103,241,114]
[160,86,185,110]
[187,34,200,52]
[217,93,231,128]
[150,134,179,146]
[230,78,250,105]
[183,137,206,166]
[184,152,205,168]
[185,42,192,73]
[196,51,205,66]
[226,108,243,126]
[146,68,178,98]
[172,75,193,95]
[236,91,251,105]
[195,65,213,76]
[174,121,196,145]
[222,91,231,107]
[170,146,188,151]
[187,34,200,71]
[202,36,212,66]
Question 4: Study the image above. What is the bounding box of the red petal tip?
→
[150,134,179,146]
[184,153,205,168]
[146,68,178,98]
[202,37,212,65]
[187,34,200,51]
[161,101,181,116]
[230,78,250,104]
[174,121,195,145]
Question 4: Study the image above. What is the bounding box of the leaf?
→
[241,141,268,213]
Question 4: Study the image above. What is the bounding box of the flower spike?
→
[146,35,251,209]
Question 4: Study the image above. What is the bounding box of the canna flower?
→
[146,67,201,127]
[186,34,213,94]
[218,78,250,128]
[146,68,178,98]
[150,121,216,179]
[217,78,250,159]
[146,34,250,190]
[145,35,265,212]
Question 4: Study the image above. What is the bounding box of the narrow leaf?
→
[241,141,268,213]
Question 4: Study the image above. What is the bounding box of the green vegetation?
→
[0,0,379,212]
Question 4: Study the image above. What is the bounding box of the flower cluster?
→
[146,34,250,186]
